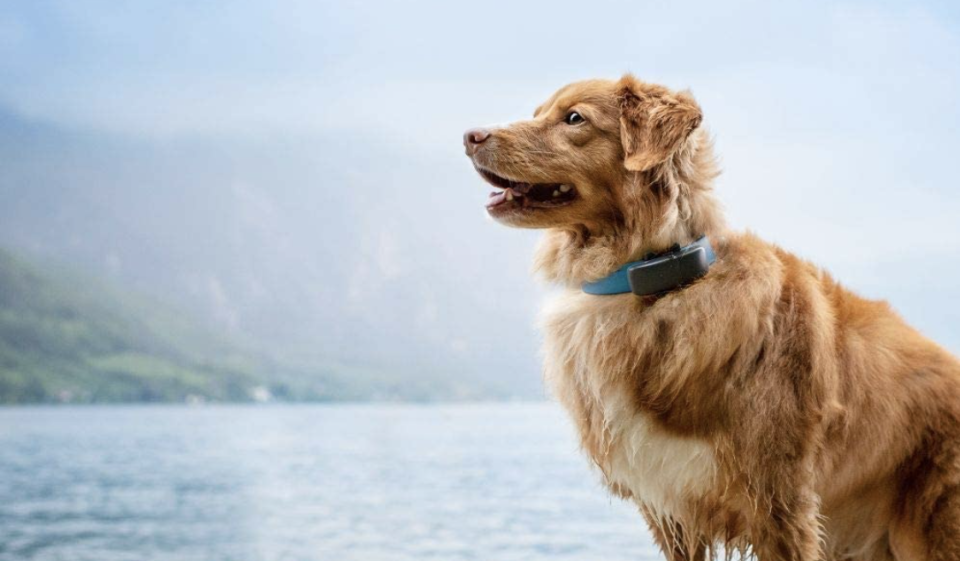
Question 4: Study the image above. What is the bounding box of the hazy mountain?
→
[0,246,508,403]
[0,107,545,401]
[0,245,257,403]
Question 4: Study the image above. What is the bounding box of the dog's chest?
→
[599,401,718,517]
[540,292,719,516]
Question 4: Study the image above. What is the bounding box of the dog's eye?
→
[564,111,585,125]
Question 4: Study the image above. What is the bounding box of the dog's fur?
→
[466,76,960,560]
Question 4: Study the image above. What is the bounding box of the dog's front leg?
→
[730,397,825,560]
[748,475,823,561]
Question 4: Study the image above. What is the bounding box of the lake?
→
[0,403,660,561]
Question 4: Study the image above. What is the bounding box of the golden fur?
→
[465,75,960,560]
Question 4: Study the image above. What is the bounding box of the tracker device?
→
[581,236,717,297]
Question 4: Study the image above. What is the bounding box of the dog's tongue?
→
[486,191,506,208]
[486,188,522,208]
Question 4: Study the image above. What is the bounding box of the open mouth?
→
[476,167,578,212]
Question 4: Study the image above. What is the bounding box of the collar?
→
[582,236,717,296]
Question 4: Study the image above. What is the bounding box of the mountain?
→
[0,247,250,403]
[0,247,495,403]
[0,106,546,401]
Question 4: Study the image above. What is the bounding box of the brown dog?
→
[464,76,960,560]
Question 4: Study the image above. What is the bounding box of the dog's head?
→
[464,75,709,236]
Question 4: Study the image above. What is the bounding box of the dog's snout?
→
[463,127,491,155]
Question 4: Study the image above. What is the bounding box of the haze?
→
[2,0,959,399]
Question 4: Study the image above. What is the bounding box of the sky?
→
[1,0,960,391]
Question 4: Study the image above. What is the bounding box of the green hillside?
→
[0,248,497,404]
[0,248,265,403]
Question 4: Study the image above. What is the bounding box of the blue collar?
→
[582,236,717,296]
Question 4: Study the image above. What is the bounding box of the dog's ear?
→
[616,75,703,172]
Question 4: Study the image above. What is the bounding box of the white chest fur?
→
[540,291,718,518]
[601,397,718,517]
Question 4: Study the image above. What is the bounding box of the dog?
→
[464,75,960,560]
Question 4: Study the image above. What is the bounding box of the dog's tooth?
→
[560,184,572,193]
[552,190,560,197]
[506,191,514,201]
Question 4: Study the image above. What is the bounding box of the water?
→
[0,403,659,561]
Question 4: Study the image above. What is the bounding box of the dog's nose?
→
[463,128,491,155]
